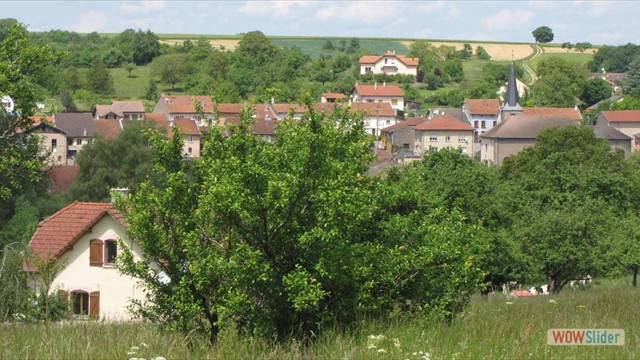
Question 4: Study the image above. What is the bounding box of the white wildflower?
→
[549,299,557,303]
[506,301,514,305]
[377,348,386,353]
[367,345,377,350]
[394,338,401,349]
[127,352,137,356]
[130,346,140,351]
[422,352,431,360]
[152,357,166,360]
[140,343,148,348]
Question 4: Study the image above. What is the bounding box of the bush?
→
[476,46,491,61]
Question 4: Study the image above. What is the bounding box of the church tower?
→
[501,61,522,119]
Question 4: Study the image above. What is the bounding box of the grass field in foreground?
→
[1,279,637,359]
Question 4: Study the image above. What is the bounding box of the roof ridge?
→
[39,201,80,226]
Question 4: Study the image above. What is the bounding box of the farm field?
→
[529,52,595,71]
[2,279,637,359]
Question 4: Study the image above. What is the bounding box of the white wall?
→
[50,215,146,321]
[360,55,417,76]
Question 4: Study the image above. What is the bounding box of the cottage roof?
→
[160,94,215,114]
[358,52,419,66]
[322,93,347,100]
[253,119,278,136]
[382,116,427,133]
[354,84,404,97]
[414,115,475,131]
[464,99,500,116]
[95,119,122,139]
[521,107,582,120]
[173,118,199,135]
[601,110,640,122]
[53,113,96,137]
[27,202,124,265]
[95,101,145,118]
[480,115,580,139]
[589,125,632,141]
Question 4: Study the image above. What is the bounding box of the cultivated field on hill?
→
[2,279,637,359]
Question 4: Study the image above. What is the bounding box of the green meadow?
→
[2,279,637,359]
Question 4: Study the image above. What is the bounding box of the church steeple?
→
[502,61,522,114]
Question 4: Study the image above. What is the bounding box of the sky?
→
[3,1,640,45]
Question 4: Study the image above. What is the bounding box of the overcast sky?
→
[4,1,639,45]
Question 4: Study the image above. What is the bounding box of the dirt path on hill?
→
[522,44,543,85]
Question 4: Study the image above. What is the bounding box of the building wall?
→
[415,130,474,156]
[481,138,535,165]
[364,115,398,138]
[122,112,145,121]
[385,126,416,151]
[463,105,500,141]
[608,122,640,139]
[183,135,201,158]
[38,132,67,166]
[360,56,417,76]
[50,216,146,321]
[607,138,632,156]
[353,95,404,111]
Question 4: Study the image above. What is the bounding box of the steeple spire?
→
[502,61,522,113]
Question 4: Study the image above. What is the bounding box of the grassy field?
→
[2,279,637,359]
[529,52,595,72]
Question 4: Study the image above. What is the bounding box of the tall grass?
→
[2,279,637,359]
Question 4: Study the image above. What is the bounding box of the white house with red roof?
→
[351,83,404,112]
[413,115,475,156]
[359,51,418,76]
[463,99,502,141]
[25,202,148,321]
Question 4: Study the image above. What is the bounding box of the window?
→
[385,58,388,64]
[445,136,451,142]
[391,99,398,105]
[188,147,193,154]
[76,138,82,146]
[105,240,117,264]
[474,121,478,128]
[51,139,57,151]
[367,99,374,103]
[124,115,130,120]
[403,143,409,149]
[365,67,372,73]
[90,239,118,267]
[386,119,391,125]
[371,129,376,136]
[459,136,466,143]
[71,291,89,316]
[430,135,437,142]
[481,121,486,129]
[187,135,194,142]
[429,146,438,152]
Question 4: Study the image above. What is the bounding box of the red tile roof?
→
[95,101,145,118]
[522,107,582,120]
[602,110,640,122]
[359,52,418,66]
[95,119,122,139]
[464,99,500,116]
[343,102,397,117]
[145,113,167,122]
[253,119,278,135]
[414,115,475,131]
[161,94,215,114]
[322,93,346,99]
[382,116,427,132]
[354,84,404,97]
[173,118,199,135]
[47,166,79,194]
[26,202,124,266]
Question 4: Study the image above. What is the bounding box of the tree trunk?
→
[633,267,638,287]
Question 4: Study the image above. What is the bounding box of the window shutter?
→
[89,291,100,319]
[90,239,103,266]
[58,289,69,302]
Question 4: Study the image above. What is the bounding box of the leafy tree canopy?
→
[532,26,554,43]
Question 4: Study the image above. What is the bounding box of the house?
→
[345,102,398,139]
[351,83,404,112]
[52,113,96,165]
[479,115,582,165]
[359,51,419,76]
[27,117,67,166]
[597,110,640,140]
[380,116,428,153]
[25,202,146,320]
[173,118,201,158]
[463,99,501,141]
[152,94,215,123]
[589,125,632,155]
[321,93,346,103]
[427,108,468,123]
[413,115,475,156]
[94,101,145,121]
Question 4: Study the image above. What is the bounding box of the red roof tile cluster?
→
[322,93,346,99]
[173,118,199,135]
[253,119,278,135]
[354,84,404,97]
[602,110,640,122]
[414,115,475,131]
[95,101,145,118]
[27,202,124,265]
[464,99,500,116]
[161,94,215,114]
[522,107,582,120]
[47,166,79,194]
[95,119,122,139]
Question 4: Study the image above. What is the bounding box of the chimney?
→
[110,187,130,203]
[271,97,274,104]
[383,81,386,87]
[83,128,87,136]
[165,97,170,104]
[375,82,378,90]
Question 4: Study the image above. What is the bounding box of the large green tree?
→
[69,122,155,202]
[86,59,114,94]
[532,26,554,43]
[531,57,586,107]
[151,54,187,91]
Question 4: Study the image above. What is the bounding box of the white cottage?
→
[25,202,147,321]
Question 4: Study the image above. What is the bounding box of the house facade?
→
[321,93,346,103]
[94,101,145,121]
[52,113,96,165]
[152,94,216,123]
[351,83,404,112]
[26,202,147,321]
[597,110,640,140]
[381,116,428,153]
[413,115,474,156]
[27,118,68,166]
[359,51,418,76]
[463,99,501,142]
